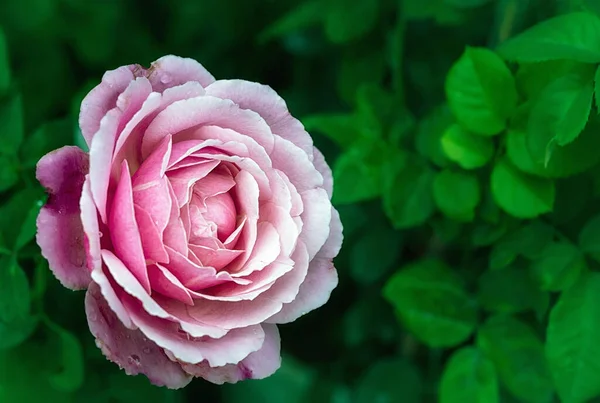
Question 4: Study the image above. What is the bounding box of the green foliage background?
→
[2,0,600,402]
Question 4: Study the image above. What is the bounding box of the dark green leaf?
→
[441,123,495,169]
[433,169,480,221]
[350,226,402,285]
[0,188,45,251]
[489,221,554,270]
[324,0,379,44]
[415,104,454,168]
[383,153,436,229]
[258,1,323,43]
[0,93,24,155]
[44,319,84,392]
[477,315,554,403]
[445,47,518,136]
[440,347,499,403]
[302,113,362,149]
[338,52,386,106]
[546,272,600,403]
[21,119,74,167]
[497,12,600,63]
[0,27,9,95]
[491,158,555,219]
[383,259,478,348]
[530,241,586,292]
[579,213,600,262]
[0,154,18,192]
[355,358,422,403]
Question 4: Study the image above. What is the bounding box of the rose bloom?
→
[36,55,342,388]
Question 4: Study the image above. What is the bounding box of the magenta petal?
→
[80,175,102,272]
[266,257,338,324]
[146,55,216,92]
[85,282,192,389]
[36,146,91,290]
[312,147,333,199]
[90,268,134,329]
[110,160,150,292]
[205,80,313,159]
[181,323,281,384]
[134,204,169,263]
[79,65,135,146]
[148,264,193,305]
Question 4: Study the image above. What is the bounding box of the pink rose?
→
[36,55,342,388]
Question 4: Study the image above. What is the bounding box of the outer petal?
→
[85,282,192,389]
[36,146,91,290]
[312,147,333,199]
[146,55,216,92]
[79,65,135,146]
[181,324,281,384]
[205,79,313,159]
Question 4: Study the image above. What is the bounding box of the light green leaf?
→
[350,226,402,285]
[477,315,554,403]
[0,93,23,155]
[0,257,37,349]
[546,272,600,403]
[478,267,549,314]
[516,60,591,102]
[258,1,323,43]
[383,259,478,348]
[415,104,454,168]
[530,242,586,292]
[528,70,594,147]
[497,12,600,63]
[0,27,9,95]
[579,213,600,262]
[324,0,379,44]
[440,347,499,403]
[433,169,480,221]
[491,158,555,219]
[383,153,436,229]
[302,113,362,149]
[44,319,84,392]
[355,358,422,403]
[445,47,518,136]
[441,124,495,169]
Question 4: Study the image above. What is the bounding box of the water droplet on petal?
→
[98,231,103,238]
[128,355,141,367]
[160,74,172,84]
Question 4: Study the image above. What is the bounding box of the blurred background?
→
[0,0,593,402]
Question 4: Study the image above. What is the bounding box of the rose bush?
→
[35,55,342,388]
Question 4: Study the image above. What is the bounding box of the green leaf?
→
[0,27,9,95]
[530,241,586,292]
[433,169,480,221]
[583,0,600,16]
[415,104,454,168]
[383,259,478,348]
[491,158,555,219]
[445,47,518,136]
[579,213,600,262]
[302,113,362,149]
[595,65,600,114]
[338,52,386,106]
[0,154,18,192]
[44,319,84,392]
[488,221,554,270]
[0,257,37,349]
[324,0,379,44]
[445,0,491,7]
[477,315,554,403]
[383,153,436,229]
[441,123,495,169]
[471,220,510,247]
[516,60,590,102]
[546,272,600,403]
[478,267,549,314]
[528,70,594,147]
[0,187,45,251]
[350,225,402,285]
[343,297,398,347]
[355,358,422,403]
[497,12,600,63]
[15,198,44,252]
[0,93,24,155]
[440,347,499,403]
[21,119,74,167]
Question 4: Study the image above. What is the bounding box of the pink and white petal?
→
[312,147,333,199]
[85,282,192,389]
[109,160,150,292]
[146,55,216,92]
[233,222,281,277]
[223,216,246,249]
[186,242,309,328]
[167,138,228,168]
[259,202,299,256]
[36,146,91,290]
[89,108,120,223]
[181,323,281,384]
[205,80,313,159]
[142,96,275,159]
[270,136,322,193]
[266,257,338,324]
[298,188,332,259]
[167,160,220,207]
[132,135,172,186]
[316,207,343,260]
[188,245,243,271]
[162,181,190,255]
[80,176,102,272]
[79,65,135,145]
[193,169,236,199]
[278,170,303,217]
[265,170,292,213]
[123,299,265,367]
[134,204,169,263]
[90,268,134,329]
[148,264,193,305]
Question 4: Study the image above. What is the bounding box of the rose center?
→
[189,191,236,243]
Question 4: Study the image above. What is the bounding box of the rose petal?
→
[146,55,216,93]
[36,146,91,290]
[134,204,169,263]
[270,135,322,193]
[205,79,313,159]
[90,268,134,329]
[85,282,192,389]
[166,160,220,207]
[298,188,331,259]
[312,147,333,199]
[188,245,243,271]
[148,264,194,305]
[316,207,343,260]
[181,323,281,384]
[110,160,150,292]
[80,175,102,272]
